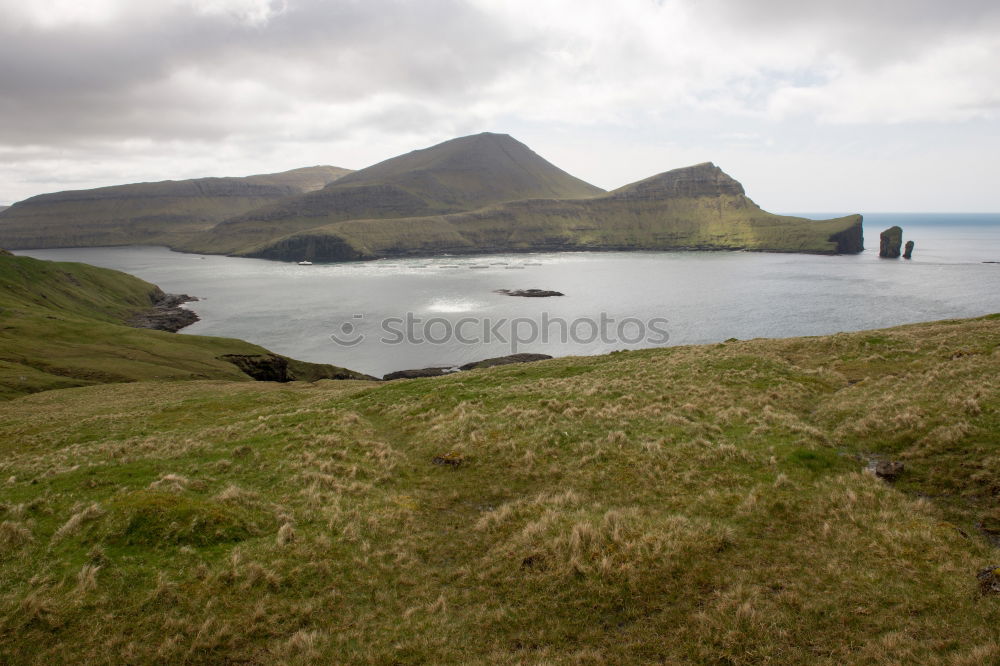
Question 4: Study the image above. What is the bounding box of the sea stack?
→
[903,240,914,259]
[879,226,903,258]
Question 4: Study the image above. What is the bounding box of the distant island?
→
[0,133,863,260]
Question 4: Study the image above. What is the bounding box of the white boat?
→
[297,260,313,266]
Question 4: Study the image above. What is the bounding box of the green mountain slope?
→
[242,162,863,261]
[180,133,606,254]
[0,252,368,398]
[0,166,351,250]
[0,315,997,662]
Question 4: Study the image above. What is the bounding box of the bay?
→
[19,214,1000,377]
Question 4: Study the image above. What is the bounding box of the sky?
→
[1,0,998,211]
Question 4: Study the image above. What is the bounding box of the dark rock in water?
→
[977,566,1000,596]
[903,240,914,259]
[495,288,564,297]
[459,353,552,371]
[383,366,455,381]
[879,226,903,258]
[221,353,375,382]
[873,460,904,481]
[128,289,200,332]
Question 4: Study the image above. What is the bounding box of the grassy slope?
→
[0,315,997,663]
[244,164,862,261]
[180,133,607,255]
[0,166,351,250]
[0,253,364,399]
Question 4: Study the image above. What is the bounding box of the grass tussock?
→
[0,315,998,663]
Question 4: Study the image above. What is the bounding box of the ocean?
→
[20,214,1000,376]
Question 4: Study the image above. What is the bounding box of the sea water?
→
[20,214,1000,376]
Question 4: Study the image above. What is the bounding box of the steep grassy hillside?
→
[0,252,368,398]
[0,166,351,250]
[0,315,997,663]
[242,163,863,261]
[181,133,606,255]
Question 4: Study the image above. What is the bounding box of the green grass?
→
[0,254,367,398]
[212,164,862,262]
[181,133,606,256]
[0,166,350,250]
[0,315,998,663]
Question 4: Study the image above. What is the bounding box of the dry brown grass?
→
[0,316,997,663]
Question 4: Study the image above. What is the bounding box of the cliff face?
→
[0,166,350,250]
[829,217,865,254]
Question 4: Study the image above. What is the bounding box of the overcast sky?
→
[1,0,998,211]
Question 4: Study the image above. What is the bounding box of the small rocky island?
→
[879,226,903,258]
[879,226,915,259]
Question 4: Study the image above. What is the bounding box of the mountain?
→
[1,313,998,661]
[181,132,606,254]
[0,251,369,398]
[233,162,863,261]
[0,165,351,250]
[1,134,864,260]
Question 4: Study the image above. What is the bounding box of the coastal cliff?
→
[237,161,864,262]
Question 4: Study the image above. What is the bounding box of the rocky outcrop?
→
[880,226,903,258]
[459,353,552,371]
[494,289,564,297]
[127,290,200,332]
[220,353,375,382]
[903,240,914,259]
[977,567,1000,596]
[0,248,12,256]
[873,460,904,481]
[385,352,554,380]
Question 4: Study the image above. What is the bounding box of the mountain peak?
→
[610,162,745,200]
[330,132,604,205]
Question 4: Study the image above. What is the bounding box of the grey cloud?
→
[699,0,1000,64]
[0,0,533,146]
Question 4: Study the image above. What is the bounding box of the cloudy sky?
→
[1,0,998,211]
